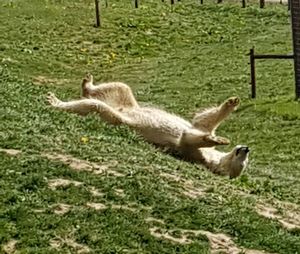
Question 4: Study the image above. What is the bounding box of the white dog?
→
[47,74,249,178]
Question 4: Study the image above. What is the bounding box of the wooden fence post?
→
[290,0,300,99]
[95,0,101,27]
[260,0,265,8]
[250,48,256,99]
[242,0,246,8]
[135,0,138,8]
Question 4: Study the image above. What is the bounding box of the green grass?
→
[1,0,300,253]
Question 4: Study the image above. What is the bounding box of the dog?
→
[47,74,249,178]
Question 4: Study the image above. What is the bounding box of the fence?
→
[249,48,294,98]
[92,0,299,99]
[249,0,300,99]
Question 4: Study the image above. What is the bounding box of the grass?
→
[1,0,300,253]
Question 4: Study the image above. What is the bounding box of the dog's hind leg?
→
[192,97,239,134]
[81,73,139,109]
[47,92,133,125]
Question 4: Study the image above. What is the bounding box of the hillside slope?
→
[1,0,300,253]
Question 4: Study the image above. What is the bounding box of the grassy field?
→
[1,0,300,253]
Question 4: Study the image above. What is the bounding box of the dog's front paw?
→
[47,92,61,107]
[225,97,240,108]
[212,136,230,145]
[82,73,93,84]
[205,135,230,146]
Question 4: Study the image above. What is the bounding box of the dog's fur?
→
[47,74,249,178]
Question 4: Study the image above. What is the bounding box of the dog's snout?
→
[236,146,250,155]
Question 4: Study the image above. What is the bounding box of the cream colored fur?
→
[47,74,249,178]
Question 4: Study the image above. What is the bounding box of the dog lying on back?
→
[47,74,249,178]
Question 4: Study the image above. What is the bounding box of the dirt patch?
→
[145,217,165,225]
[149,227,192,244]
[48,178,104,196]
[49,239,61,249]
[111,205,137,212]
[86,202,137,212]
[64,239,91,254]
[32,76,70,86]
[0,148,21,156]
[279,211,300,230]
[50,237,90,253]
[86,202,107,210]
[182,183,206,199]
[200,231,240,254]
[89,186,104,197]
[52,203,72,215]
[48,178,84,190]
[160,172,182,182]
[42,152,122,176]
[246,251,274,254]
[115,188,125,197]
[256,203,300,230]
[52,202,139,215]
[148,225,273,253]
[149,227,239,248]
[2,57,18,64]
[221,183,300,231]
[33,209,46,213]
[204,180,300,232]
[199,231,274,254]
[256,204,278,219]
[2,239,18,254]
[160,172,206,199]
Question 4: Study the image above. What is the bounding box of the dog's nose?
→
[241,146,249,153]
[236,146,250,155]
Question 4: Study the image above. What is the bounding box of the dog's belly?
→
[136,127,180,147]
[123,107,192,147]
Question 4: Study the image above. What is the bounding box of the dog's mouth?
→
[236,146,250,156]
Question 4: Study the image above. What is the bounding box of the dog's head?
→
[228,145,250,178]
